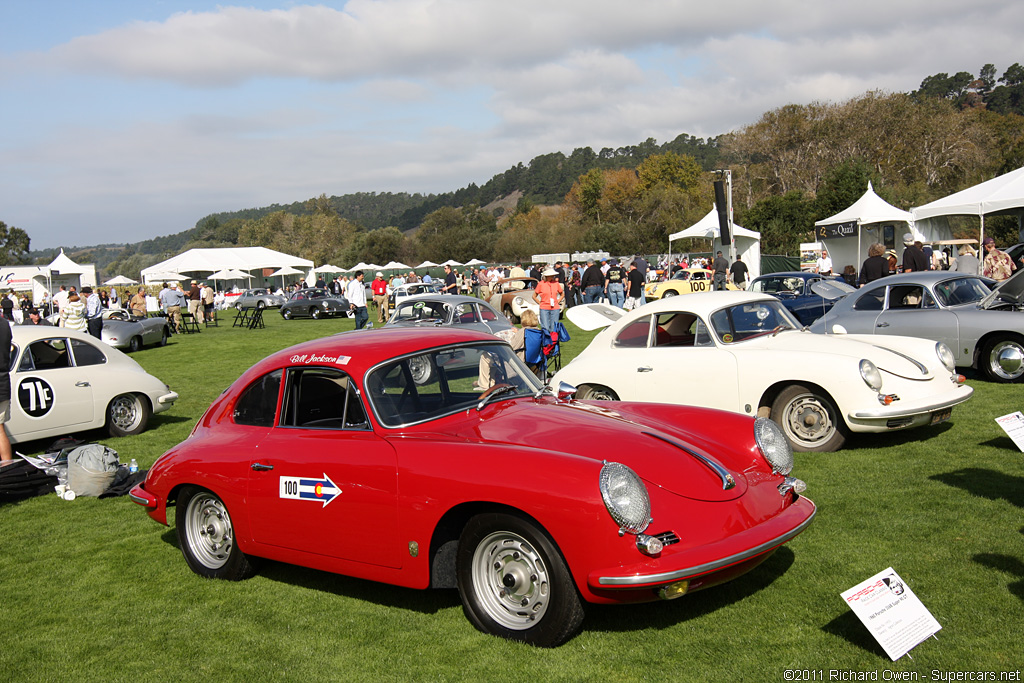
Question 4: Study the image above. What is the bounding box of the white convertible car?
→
[8,326,179,444]
[553,293,973,452]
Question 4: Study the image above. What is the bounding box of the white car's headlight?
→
[513,296,527,308]
[599,462,651,534]
[859,359,883,391]
[936,342,956,373]
[754,417,793,475]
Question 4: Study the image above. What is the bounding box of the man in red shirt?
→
[371,272,389,322]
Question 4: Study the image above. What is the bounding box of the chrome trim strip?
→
[872,345,928,376]
[597,508,816,586]
[848,389,973,419]
[642,431,735,490]
[128,491,151,506]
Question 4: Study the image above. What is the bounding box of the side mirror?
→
[555,381,577,401]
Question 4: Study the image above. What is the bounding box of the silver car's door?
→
[874,284,959,356]
[827,283,886,333]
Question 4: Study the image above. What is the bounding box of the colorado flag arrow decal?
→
[279,473,341,508]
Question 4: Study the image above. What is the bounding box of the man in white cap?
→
[371,271,389,323]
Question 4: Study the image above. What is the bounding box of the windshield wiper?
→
[476,384,517,411]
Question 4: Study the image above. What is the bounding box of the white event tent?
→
[813,182,928,272]
[913,166,1024,246]
[669,208,762,281]
[141,247,313,285]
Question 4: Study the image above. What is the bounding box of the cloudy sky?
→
[2,1,1020,249]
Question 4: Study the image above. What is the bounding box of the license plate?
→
[930,409,952,425]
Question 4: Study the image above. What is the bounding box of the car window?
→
[233,369,283,427]
[854,287,886,311]
[70,339,107,367]
[393,300,448,322]
[19,339,70,372]
[366,343,541,427]
[709,301,798,343]
[933,277,990,306]
[478,305,498,322]
[653,312,700,347]
[280,367,369,430]
[453,303,479,325]
[887,285,935,310]
[613,316,652,348]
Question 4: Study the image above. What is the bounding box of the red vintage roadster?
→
[131,327,815,646]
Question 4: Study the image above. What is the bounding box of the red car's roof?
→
[248,326,500,379]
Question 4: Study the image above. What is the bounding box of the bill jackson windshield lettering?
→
[289,353,351,365]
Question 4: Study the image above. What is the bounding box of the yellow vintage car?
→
[645,267,738,300]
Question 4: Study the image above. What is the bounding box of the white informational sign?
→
[840,567,941,661]
[995,411,1024,452]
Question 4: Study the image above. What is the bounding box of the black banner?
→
[713,180,731,243]
[815,221,858,240]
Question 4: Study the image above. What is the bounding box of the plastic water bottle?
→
[129,458,138,474]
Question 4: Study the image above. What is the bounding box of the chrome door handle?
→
[876,322,889,328]
[250,462,274,471]
[75,381,91,387]
[637,366,653,372]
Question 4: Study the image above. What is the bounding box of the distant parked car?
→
[809,269,1024,382]
[748,271,855,326]
[645,268,739,300]
[385,295,513,337]
[235,288,287,310]
[279,288,350,320]
[388,281,440,308]
[487,277,545,323]
[101,311,172,352]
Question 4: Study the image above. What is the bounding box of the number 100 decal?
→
[279,474,341,508]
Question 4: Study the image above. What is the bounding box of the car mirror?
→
[556,381,577,400]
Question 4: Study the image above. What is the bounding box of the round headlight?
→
[859,359,883,391]
[754,417,793,475]
[599,462,651,534]
[936,342,956,373]
[513,297,526,307]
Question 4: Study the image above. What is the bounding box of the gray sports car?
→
[809,269,1024,382]
[102,311,172,351]
[279,288,350,320]
[385,295,513,336]
[235,288,287,309]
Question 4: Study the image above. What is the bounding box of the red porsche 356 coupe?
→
[131,327,815,646]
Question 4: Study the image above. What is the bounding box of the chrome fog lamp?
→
[599,462,651,535]
[635,533,663,556]
[936,343,956,373]
[859,359,883,391]
[754,417,793,475]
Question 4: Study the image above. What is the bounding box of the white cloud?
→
[4,0,1024,247]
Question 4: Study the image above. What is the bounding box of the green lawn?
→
[1,309,1022,681]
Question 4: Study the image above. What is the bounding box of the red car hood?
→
[435,398,766,502]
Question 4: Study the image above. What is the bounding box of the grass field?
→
[1,308,1022,681]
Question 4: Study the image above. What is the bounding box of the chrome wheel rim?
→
[989,340,1024,380]
[110,395,142,432]
[408,355,432,384]
[471,531,550,631]
[780,393,836,448]
[584,386,616,401]
[185,493,233,569]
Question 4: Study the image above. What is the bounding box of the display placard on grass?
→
[840,567,941,661]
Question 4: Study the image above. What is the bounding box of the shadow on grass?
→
[158,527,459,615]
[974,553,1024,602]
[929,468,1024,508]
[158,528,800,632]
[583,546,796,636]
[821,609,886,658]
[834,422,956,452]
